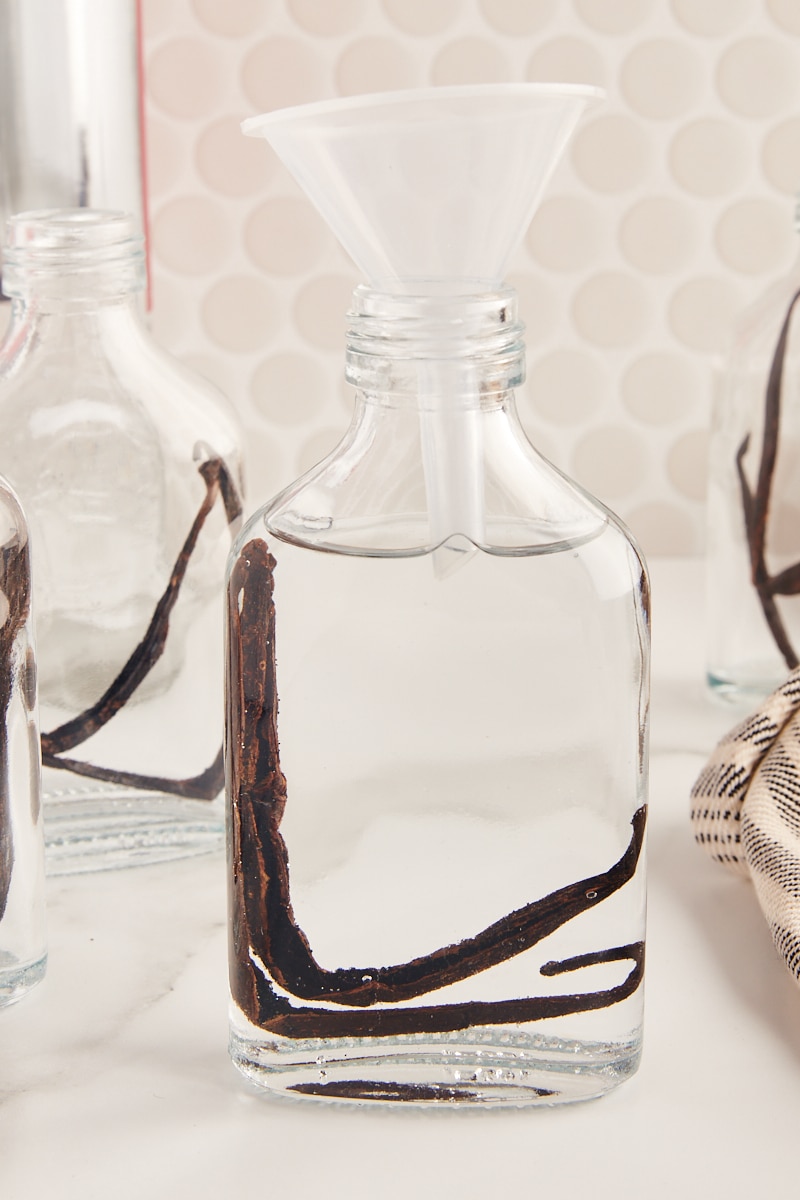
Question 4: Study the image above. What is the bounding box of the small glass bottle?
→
[0,475,46,1005]
[707,200,800,703]
[226,283,649,1106]
[0,209,243,872]
[226,85,649,1107]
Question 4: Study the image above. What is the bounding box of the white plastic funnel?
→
[244,85,600,572]
[242,83,601,286]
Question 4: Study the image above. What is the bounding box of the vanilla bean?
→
[737,288,800,670]
[0,534,33,920]
[287,1079,558,1101]
[42,457,239,754]
[41,453,241,799]
[41,746,224,801]
[286,1081,500,1101]
[227,537,646,1039]
[244,943,644,1040]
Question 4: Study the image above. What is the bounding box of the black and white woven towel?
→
[691,667,800,986]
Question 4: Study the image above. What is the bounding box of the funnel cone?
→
[243,84,600,286]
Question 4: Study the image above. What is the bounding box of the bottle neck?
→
[341,283,527,555]
[2,209,145,312]
[265,280,603,557]
[3,294,144,358]
[344,282,526,406]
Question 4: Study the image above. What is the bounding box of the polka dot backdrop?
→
[141,0,800,555]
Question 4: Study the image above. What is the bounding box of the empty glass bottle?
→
[226,87,649,1107]
[0,209,243,872]
[0,475,46,1005]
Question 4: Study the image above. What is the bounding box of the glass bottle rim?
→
[345,281,526,394]
[2,208,145,299]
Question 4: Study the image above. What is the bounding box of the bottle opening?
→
[345,282,525,395]
[2,208,145,300]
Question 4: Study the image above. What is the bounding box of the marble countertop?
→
[2,559,799,1200]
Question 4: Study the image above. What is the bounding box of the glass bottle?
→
[0,209,243,872]
[0,475,46,1005]
[707,199,800,703]
[226,87,649,1107]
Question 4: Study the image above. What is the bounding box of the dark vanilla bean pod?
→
[41,454,241,798]
[42,456,240,754]
[227,537,646,1038]
[0,534,32,920]
[737,288,800,671]
[226,538,298,1019]
[41,746,224,800]
[245,943,644,1041]
[287,1080,559,1101]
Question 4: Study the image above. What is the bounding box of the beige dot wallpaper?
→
[141,0,800,555]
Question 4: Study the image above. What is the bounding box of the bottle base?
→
[706,670,779,707]
[43,785,223,874]
[0,951,47,1007]
[229,1023,641,1108]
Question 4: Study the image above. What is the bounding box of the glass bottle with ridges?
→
[0,209,243,872]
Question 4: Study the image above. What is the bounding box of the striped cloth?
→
[690,666,800,986]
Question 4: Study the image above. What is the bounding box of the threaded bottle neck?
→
[2,209,145,305]
[345,282,525,400]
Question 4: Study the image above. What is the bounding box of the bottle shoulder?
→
[0,310,242,468]
[230,502,649,639]
[729,258,800,364]
[242,402,637,560]
[0,474,30,551]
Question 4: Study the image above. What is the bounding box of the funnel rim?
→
[241,82,604,136]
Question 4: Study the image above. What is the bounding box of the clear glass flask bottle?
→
[0,209,243,872]
[226,86,649,1107]
[0,475,46,1005]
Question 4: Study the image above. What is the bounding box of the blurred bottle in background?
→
[0,0,147,303]
[707,197,800,704]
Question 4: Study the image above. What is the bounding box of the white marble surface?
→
[2,559,800,1200]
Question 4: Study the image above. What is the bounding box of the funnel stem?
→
[419,363,484,577]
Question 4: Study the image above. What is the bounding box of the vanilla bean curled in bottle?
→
[226,537,646,1041]
[0,532,33,920]
[737,288,800,670]
[41,453,242,798]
